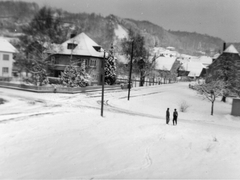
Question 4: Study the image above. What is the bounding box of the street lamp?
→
[101,51,108,117]
[128,39,134,101]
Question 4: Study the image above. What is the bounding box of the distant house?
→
[0,38,17,79]
[155,57,181,83]
[199,56,213,67]
[187,61,206,78]
[155,57,177,71]
[47,32,105,85]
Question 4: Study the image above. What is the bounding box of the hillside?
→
[0,1,239,56]
[0,1,39,35]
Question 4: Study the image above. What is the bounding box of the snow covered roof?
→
[224,44,239,54]
[179,54,198,60]
[199,56,212,65]
[55,32,104,58]
[166,46,175,50]
[0,37,18,53]
[187,61,205,77]
[155,57,176,71]
[212,53,220,59]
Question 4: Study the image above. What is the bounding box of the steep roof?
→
[55,32,104,57]
[187,61,205,77]
[155,57,176,71]
[224,44,239,54]
[0,38,18,53]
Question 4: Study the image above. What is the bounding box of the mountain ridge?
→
[0,1,239,56]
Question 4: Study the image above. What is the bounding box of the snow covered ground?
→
[0,82,240,179]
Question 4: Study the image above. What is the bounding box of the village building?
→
[155,56,181,83]
[0,38,17,79]
[47,32,105,85]
[207,44,240,78]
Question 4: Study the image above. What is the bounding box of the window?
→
[3,54,9,60]
[51,56,56,64]
[89,59,97,67]
[93,46,101,52]
[67,43,77,50]
[2,67,9,73]
[85,59,89,66]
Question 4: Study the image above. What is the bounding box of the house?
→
[207,44,240,80]
[0,38,17,79]
[177,56,208,80]
[199,56,213,67]
[155,57,181,83]
[187,61,206,79]
[47,32,106,85]
[155,57,177,71]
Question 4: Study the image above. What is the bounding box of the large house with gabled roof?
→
[47,32,105,85]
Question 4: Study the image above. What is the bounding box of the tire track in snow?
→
[0,112,59,124]
[96,100,162,119]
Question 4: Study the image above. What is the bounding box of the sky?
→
[18,0,240,42]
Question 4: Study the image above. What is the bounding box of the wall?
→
[231,99,240,116]
[49,54,103,85]
[0,52,13,77]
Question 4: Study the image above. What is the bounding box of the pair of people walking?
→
[166,108,178,125]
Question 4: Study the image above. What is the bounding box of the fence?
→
[0,81,121,94]
[117,78,176,87]
[0,76,177,94]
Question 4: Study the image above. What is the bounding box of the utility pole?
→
[101,51,106,117]
[128,40,134,101]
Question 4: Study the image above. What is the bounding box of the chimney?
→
[223,42,226,52]
[70,34,76,38]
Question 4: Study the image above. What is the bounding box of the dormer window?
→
[67,43,78,50]
[93,46,101,52]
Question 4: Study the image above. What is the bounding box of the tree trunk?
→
[211,101,214,115]
[139,71,145,87]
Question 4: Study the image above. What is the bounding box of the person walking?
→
[166,108,170,124]
[173,109,178,125]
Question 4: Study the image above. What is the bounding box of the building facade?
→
[47,32,105,85]
[0,38,17,79]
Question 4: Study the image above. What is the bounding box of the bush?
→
[179,100,190,112]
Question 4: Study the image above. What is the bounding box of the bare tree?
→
[196,81,224,115]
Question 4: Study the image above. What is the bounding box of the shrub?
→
[179,100,190,112]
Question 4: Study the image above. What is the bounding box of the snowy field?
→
[0,82,240,179]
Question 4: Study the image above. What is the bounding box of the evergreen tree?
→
[31,63,49,86]
[104,48,116,85]
[15,6,65,85]
[61,63,89,87]
[207,52,240,101]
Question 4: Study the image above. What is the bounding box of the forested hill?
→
[0,1,239,55]
[0,1,39,32]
